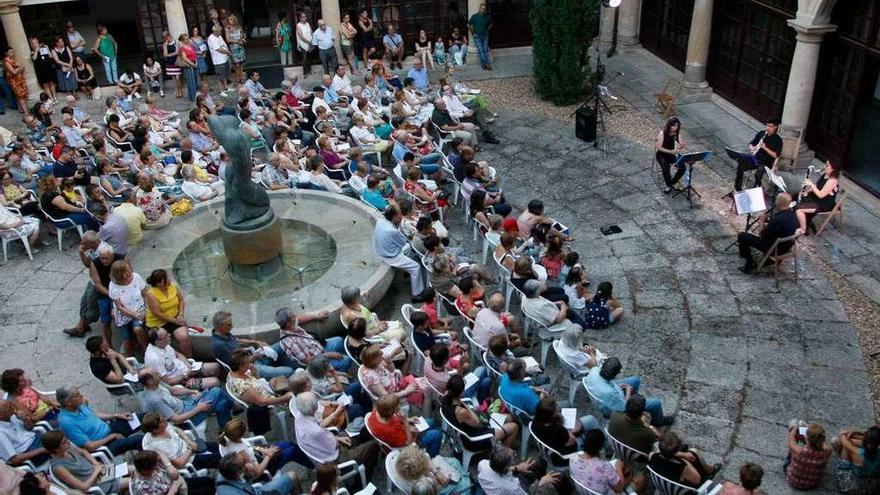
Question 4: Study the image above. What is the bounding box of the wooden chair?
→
[654,79,682,117]
[813,189,847,236]
[754,231,801,289]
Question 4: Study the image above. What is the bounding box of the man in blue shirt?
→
[499,359,540,415]
[56,386,144,455]
[584,357,674,426]
[374,204,423,297]
[210,310,294,378]
[406,59,430,91]
[383,24,405,69]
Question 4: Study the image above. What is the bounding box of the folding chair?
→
[654,79,682,117]
[813,189,847,236]
[753,231,801,289]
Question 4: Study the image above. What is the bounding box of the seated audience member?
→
[218,417,311,477]
[261,153,293,190]
[499,359,543,415]
[836,426,879,492]
[607,395,660,456]
[0,369,59,423]
[117,68,143,97]
[413,287,454,333]
[443,374,519,449]
[358,345,424,407]
[648,431,720,488]
[56,386,144,455]
[556,326,601,373]
[0,399,48,467]
[144,327,221,391]
[784,421,831,490]
[216,451,301,495]
[477,445,562,495]
[395,444,473,495]
[42,430,130,494]
[363,174,394,210]
[275,306,352,371]
[339,286,405,341]
[132,450,215,495]
[38,175,99,231]
[521,279,587,332]
[212,310,295,379]
[368,394,442,456]
[720,462,765,495]
[585,357,674,426]
[138,368,233,428]
[424,343,489,400]
[287,372,363,428]
[141,412,220,470]
[143,269,194,357]
[511,257,563,302]
[293,392,379,477]
[571,429,642,495]
[532,397,598,464]
[517,199,555,239]
[181,164,219,201]
[305,155,344,193]
[473,292,523,348]
[736,192,798,273]
[454,275,485,320]
[410,310,463,363]
[86,335,138,385]
[226,349,292,409]
[485,335,548,384]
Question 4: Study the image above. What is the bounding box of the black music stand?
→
[670,150,712,208]
[723,186,767,252]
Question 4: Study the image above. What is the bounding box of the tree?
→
[530,0,601,105]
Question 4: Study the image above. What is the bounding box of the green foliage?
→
[530,0,601,105]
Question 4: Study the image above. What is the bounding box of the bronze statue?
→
[207,115,274,229]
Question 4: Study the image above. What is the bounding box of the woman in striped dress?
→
[161,31,183,98]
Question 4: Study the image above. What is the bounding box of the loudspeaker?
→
[575,106,597,142]
[245,63,285,89]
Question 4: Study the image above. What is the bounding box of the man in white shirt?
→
[312,19,338,76]
[207,25,231,95]
[60,114,89,150]
[117,68,142,99]
[181,164,219,202]
[144,328,222,391]
[477,446,560,495]
[296,13,313,75]
[66,22,86,57]
[520,279,584,335]
[311,86,331,116]
[331,64,353,97]
[0,400,48,467]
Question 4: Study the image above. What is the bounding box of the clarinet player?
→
[795,160,840,236]
[734,117,783,191]
[655,116,686,194]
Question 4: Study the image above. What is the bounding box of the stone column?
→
[780,20,836,139]
[320,0,342,59]
[682,0,713,90]
[599,5,616,51]
[617,0,641,47]
[164,0,188,39]
[467,0,479,56]
[0,0,38,98]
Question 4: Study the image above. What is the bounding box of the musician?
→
[795,160,840,235]
[734,118,782,191]
[736,192,798,273]
[655,116,686,194]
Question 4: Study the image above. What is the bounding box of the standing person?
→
[74,56,96,100]
[207,24,231,96]
[383,24,404,69]
[414,30,434,71]
[0,55,15,114]
[225,15,247,84]
[66,21,87,58]
[313,19,338,76]
[3,48,28,113]
[178,34,200,102]
[191,26,210,78]
[161,31,183,99]
[655,116,686,194]
[469,3,493,70]
[30,37,56,102]
[296,12,314,76]
[340,13,359,75]
[733,118,782,191]
[357,9,376,68]
[276,12,294,67]
[92,24,118,84]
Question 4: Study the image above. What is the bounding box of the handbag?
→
[322,403,348,429]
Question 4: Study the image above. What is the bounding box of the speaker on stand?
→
[575,105,597,142]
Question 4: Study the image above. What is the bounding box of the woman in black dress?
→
[655,116,686,194]
[30,37,56,101]
[796,160,840,235]
[357,9,376,68]
[74,55,96,100]
[51,37,77,95]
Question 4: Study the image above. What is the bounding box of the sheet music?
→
[490,413,508,430]
[561,408,577,429]
[463,372,479,390]
[733,187,767,215]
[765,166,787,192]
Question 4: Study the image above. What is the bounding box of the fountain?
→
[129,117,393,358]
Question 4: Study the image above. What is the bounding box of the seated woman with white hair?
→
[180,164,219,202]
[293,391,379,477]
[557,326,605,373]
[394,444,472,495]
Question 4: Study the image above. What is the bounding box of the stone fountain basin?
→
[129,190,394,359]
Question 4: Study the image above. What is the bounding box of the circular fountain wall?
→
[129,190,394,358]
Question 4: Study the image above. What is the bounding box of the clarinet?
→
[798,165,815,203]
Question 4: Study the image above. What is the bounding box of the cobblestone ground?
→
[0,50,875,494]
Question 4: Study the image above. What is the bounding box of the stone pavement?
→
[0,47,877,494]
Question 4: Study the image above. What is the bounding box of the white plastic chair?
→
[367,412,402,492]
[604,427,648,464]
[401,303,450,373]
[1,221,35,262]
[570,472,604,495]
[38,201,84,251]
[439,402,494,469]
[499,390,533,459]
[298,425,367,488]
[462,326,486,370]
[553,340,588,406]
[581,378,612,427]
[521,302,567,368]
[529,421,576,471]
[88,356,140,413]
[385,449,410,494]
[224,380,289,441]
[350,131,383,168]
[647,464,719,495]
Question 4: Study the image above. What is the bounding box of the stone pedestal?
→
[222,214,283,280]
[683,0,713,92]
[0,0,38,98]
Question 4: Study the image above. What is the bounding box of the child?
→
[433,37,447,66]
[413,287,455,334]
[563,266,588,317]
[60,177,83,205]
[582,281,624,329]
[557,251,587,286]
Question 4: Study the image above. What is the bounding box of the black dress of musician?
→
[737,192,799,273]
[734,118,783,191]
[795,160,840,235]
[655,116,685,193]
